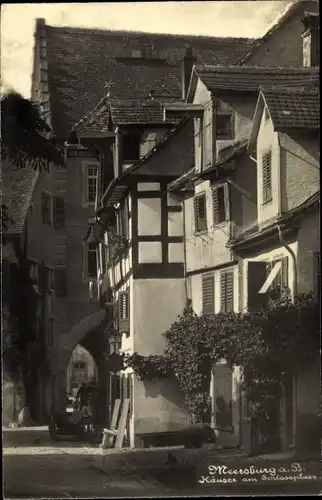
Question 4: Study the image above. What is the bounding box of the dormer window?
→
[216,101,234,140]
[123,134,140,164]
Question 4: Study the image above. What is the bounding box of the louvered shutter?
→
[213,189,219,225]
[247,261,268,311]
[262,151,272,203]
[194,194,207,232]
[119,290,130,334]
[202,275,214,314]
[54,268,68,297]
[53,196,65,229]
[220,270,234,312]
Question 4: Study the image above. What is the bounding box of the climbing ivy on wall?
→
[125,294,320,424]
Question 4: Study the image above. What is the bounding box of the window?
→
[87,243,97,279]
[202,275,214,314]
[73,361,86,370]
[119,290,130,334]
[117,199,129,240]
[29,261,39,283]
[123,135,140,163]
[262,151,272,203]
[266,257,288,298]
[53,196,65,229]
[194,193,207,232]
[41,192,52,224]
[216,102,234,140]
[220,270,234,312]
[84,164,98,204]
[212,184,229,225]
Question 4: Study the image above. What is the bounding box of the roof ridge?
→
[196,64,319,72]
[45,24,256,42]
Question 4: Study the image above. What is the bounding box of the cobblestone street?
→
[4,429,321,498]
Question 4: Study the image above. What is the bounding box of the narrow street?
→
[4,429,322,498]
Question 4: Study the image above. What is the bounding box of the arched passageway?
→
[49,310,110,425]
[66,345,98,398]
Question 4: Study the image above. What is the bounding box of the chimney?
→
[301,11,320,67]
[181,46,196,101]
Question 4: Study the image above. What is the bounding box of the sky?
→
[1,1,293,98]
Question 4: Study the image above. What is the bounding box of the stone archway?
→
[50,309,109,419]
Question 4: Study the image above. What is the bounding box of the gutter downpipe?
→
[182,192,189,303]
[277,223,298,450]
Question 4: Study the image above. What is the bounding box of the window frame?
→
[194,192,207,233]
[82,162,99,205]
[216,101,235,140]
[84,242,98,280]
[41,191,53,224]
[73,361,86,370]
[122,134,141,164]
[262,149,273,204]
[266,256,289,298]
[212,182,230,226]
[220,268,234,313]
[202,274,215,315]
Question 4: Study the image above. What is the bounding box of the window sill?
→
[262,198,273,206]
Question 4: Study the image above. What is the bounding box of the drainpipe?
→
[277,223,298,451]
[181,193,189,303]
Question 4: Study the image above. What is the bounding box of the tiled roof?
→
[238,0,319,65]
[230,190,320,248]
[262,87,320,130]
[43,23,255,138]
[194,65,319,93]
[108,97,179,125]
[1,165,39,234]
[167,167,196,192]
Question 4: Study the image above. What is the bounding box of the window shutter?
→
[194,194,207,232]
[119,290,130,334]
[224,183,230,221]
[262,151,272,202]
[202,275,214,314]
[220,270,234,312]
[212,189,219,225]
[113,299,119,331]
[54,196,65,229]
[247,261,268,311]
[54,268,68,297]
